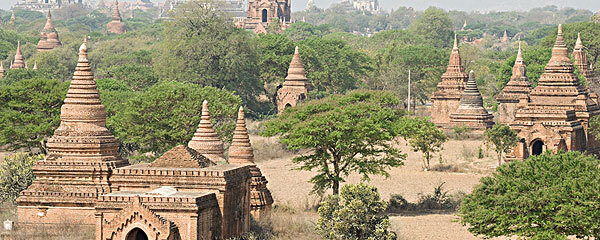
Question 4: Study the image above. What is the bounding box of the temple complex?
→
[573,33,599,94]
[449,70,494,132]
[10,41,25,69]
[431,35,468,128]
[497,42,532,124]
[244,0,291,33]
[277,46,310,114]
[17,39,273,240]
[37,11,62,52]
[106,0,126,34]
[508,25,600,159]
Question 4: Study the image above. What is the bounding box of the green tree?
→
[29,44,78,81]
[0,77,68,152]
[540,22,600,69]
[255,34,295,100]
[0,153,43,204]
[496,45,552,89]
[262,90,405,195]
[401,117,447,169]
[101,63,158,91]
[154,0,263,114]
[283,21,331,41]
[484,124,519,166]
[111,81,241,156]
[316,183,396,240]
[298,38,373,94]
[409,7,454,48]
[460,151,600,239]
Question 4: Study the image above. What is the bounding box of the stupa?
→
[276,46,310,113]
[228,106,274,219]
[37,10,62,52]
[449,70,494,132]
[188,100,226,163]
[431,34,468,127]
[0,62,5,79]
[497,42,532,124]
[573,33,599,93]
[10,10,15,25]
[106,0,127,34]
[501,30,509,43]
[10,41,25,69]
[509,25,600,159]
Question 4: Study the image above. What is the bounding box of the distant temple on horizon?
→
[12,0,90,12]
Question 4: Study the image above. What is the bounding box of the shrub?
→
[0,153,43,204]
[453,125,470,139]
[316,183,396,240]
[460,151,600,239]
[387,183,464,213]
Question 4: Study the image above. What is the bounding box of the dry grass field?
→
[252,134,510,240]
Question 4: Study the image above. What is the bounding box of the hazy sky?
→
[1,0,599,12]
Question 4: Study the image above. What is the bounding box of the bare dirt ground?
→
[253,135,509,240]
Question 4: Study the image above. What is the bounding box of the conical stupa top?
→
[443,35,465,77]
[112,0,122,21]
[33,61,37,70]
[539,24,576,83]
[44,10,54,31]
[515,42,523,64]
[457,71,485,109]
[188,100,225,162]
[10,10,15,22]
[11,41,25,69]
[45,39,123,164]
[228,106,254,165]
[0,62,4,72]
[575,32,583,50]
[453,33,458,49]
[283,46,309,87]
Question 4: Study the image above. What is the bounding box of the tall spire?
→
[188,100,225,163]
[283,46,309,87]
[277,46,310,114]
[572,32,592,87]
[33,61,37,70]
[502,30,509,43]
[0,62,5,79]
[107,0,127,34]
[453,33,458,49]
[112,0,122,21]
[537,24,578,86]
[10,10,15,25]
[228,106,254,164]
[11,41,25,69]
[443,35,466,80]
[575,32,583,50]
[45,39,124,164]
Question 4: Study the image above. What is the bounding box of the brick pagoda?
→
[431,35,468,127]
[497,42,532,124]
[188,100,226,163]
[573,33,599,94]
[449,70,494,132]
[509,25,600,159]
[37,10,61,51]
[106,0,126,34]
[277,46,310,114]
[17,39,274,240]
[10,41,25,69]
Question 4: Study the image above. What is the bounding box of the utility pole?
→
[407,69,411,113]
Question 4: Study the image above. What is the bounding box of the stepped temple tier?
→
[17,39,273,240]
[277,46,310,114]
[106,0,127,34]
[431,34,468,128]
[449,70,494,132]
[508,25,600,160]
[37,10,61,51]
[497,42,532,124]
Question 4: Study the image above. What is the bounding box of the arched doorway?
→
[284,103,292,109]
[531,140,544,156]
[262,9,268,22]
[126,228,149,240]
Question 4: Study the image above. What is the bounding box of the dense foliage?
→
[0,153,43,204]
[262,90,406,195]
[316,183,396,240]
[484,124,519,165]
[460,151,600,239]
[399,117,448,169]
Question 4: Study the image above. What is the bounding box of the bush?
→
[387,183,464,213]
[453,125,470,139]
[316,183,396,240]
[460,151,600,239]
[0,153,43,204]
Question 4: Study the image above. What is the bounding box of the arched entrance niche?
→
[126,228,149,240]
[284,103,292,109]
[262,9,268,22]
[531,139,544,156]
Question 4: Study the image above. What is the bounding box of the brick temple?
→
[508,25,600,159]
[37,10,62,52]
[449,70,494,132]
[276,46,310,114]
[16,40,273,240]
[431,35,468,128]
[496,42,532,124]
[106,0,126,34]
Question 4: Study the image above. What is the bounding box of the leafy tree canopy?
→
[0,153,43,204]
[409,7,454,48]
[460,151,600,239]
[262,90,405,194]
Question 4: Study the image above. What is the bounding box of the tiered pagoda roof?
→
[188,100,226,163]
[107,0,127,34]
[450,70,494,129]
[432,34,468,99]
[497,42,532,103]
[10,41,25,69]
[37,10,62,52]
[228,107,254,165]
